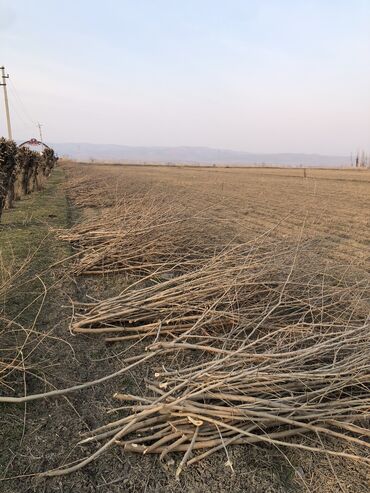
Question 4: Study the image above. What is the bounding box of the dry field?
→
[1,162,369,493]
[70,163,370,268]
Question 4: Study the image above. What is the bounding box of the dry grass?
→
[0,250,35,389]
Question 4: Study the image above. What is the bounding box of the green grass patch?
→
[0,167,70,323]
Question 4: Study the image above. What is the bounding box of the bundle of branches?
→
[62,171,118,208]
[61,162,152,209]
[58,192,224,277]
[54,238,368,477]
[0,138,17,220]
[61,162,170,209]
[71,237,367,348]
[92,318,370,476]
[76,264,369,477]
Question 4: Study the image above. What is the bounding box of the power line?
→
[6,73,46,141]
[7,86,36,137]
[1,68,47,142]
[8,98,34,131]
[7,76,37,126]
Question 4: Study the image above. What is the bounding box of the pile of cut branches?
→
[62,171,118,208]
[61,162,159,209]
[58,192,223,277]
[88,314,370,477]
[66,239,370,476]
[71,239,366,343]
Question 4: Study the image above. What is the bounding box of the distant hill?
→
[50,142,350,167]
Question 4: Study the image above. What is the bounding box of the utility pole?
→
[37,122,43,142]
[0,66,13,140]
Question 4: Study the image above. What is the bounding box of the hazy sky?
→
[1,0,369,154]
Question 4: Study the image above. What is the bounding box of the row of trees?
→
[0,138,57,221]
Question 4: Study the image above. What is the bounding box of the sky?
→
[1,0,369,155]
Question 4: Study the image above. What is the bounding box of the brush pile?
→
[71,234,370,474]
[82,312,370,475]
[71,239,351,342]
[63,172,118,208]
[0,138,57,221]
[61,162,159,209]
[58,192,224,276]
[98,313,370,476]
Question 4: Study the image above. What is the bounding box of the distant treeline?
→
[0,138,58,221]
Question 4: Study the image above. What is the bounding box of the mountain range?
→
[50,142,350,167]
